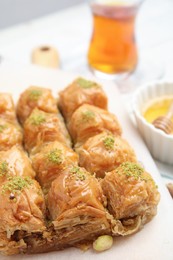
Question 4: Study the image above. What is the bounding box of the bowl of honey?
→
[133,81,173,165]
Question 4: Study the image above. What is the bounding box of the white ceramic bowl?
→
[133,81,173,165]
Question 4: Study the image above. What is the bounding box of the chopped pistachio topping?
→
[0,124,7,133]
[0,161,8,176]
[103,136,115,150]
[2,176,33,195]
[29,113,46,125]
[76,78,97,89]
[29,89,42,101]
[37,188,43,196]
[70,166,86,181]
[81,110,95,122]
[46,219,52,227]
[118,162,157,187]
[47,149,63,164]
[118,162,144,180]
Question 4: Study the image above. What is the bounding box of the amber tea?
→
[87,1,140,76]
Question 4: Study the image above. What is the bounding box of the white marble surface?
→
[0,0,172,183]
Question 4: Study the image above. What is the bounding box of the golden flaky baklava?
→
[77,132,137,178]
[47,166,111,245]
[17,86,58,124]
[0,146,35,182]
[24,108,71,153]
[0,93,17,123]
[58,78,108,122]
[31,141,78,191]
[0,78,160,255]
[0,119,23,151]
[101,162,160,235]
[68,104,122,149]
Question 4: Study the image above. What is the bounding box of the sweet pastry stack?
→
[0,93,45,254]
[0,78,160,255]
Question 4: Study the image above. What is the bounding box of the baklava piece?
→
[0,146,35,184]
[78,132,137,178]
[102,162,160,235]
[58,78,108,122]
[24,108,71,153]
[68,104,122,148]
[0,93,17,123]
[0,119,23,151]
[31,141,78,191]
[0,177,46,244]
[47,166,110,246]
[17,86,58,124]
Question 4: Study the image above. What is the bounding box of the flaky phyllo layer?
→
[0,78,160,255]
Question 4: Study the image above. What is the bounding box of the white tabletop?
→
[0,0,173,182]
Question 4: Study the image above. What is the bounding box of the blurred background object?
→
[0,0,172,77]
[0,0,83,29]
[32,46,60,68]
[87,0,140,78]
[167,183,173,198]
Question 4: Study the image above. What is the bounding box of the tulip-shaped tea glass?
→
[87,0,142,80]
